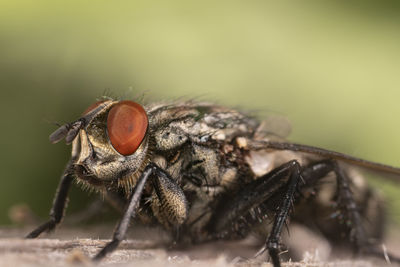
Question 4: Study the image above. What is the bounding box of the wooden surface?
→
[0,225,399,267]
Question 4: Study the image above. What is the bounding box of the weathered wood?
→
[0,226,398,267]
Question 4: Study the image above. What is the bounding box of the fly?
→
[26,97,400,267]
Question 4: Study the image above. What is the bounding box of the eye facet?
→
[107,100,148,156]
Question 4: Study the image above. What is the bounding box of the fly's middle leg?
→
[206,160,302,267]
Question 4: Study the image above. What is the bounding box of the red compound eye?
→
[107,101,148,156]
[83,100,106,115]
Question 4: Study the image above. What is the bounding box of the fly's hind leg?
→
[206,159,387,267]
[300,160,369,249]
[300,160,400,263]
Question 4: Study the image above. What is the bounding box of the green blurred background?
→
[1,1,400,226]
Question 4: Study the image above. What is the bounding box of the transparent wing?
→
[246,139,400,183]
[254,114,292,139]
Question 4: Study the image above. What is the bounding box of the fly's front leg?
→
[151,164,188,236]
[94,163,156,261]
[26,161,74,238]
[94,163,189,260]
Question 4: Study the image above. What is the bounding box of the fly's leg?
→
[94,163,188,260]
[301,160,400,263]
[293,160,371,255]
[332,163,368,250]
[26,161,74,238]
[93,164,154,261]
[151,164,188,236]
[207,159,388,267]
[266,161,301,267]
[302,160,372,251]
[206,160,302,267]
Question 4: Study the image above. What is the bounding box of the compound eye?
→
[107,100,148,156]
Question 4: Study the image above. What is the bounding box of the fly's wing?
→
[246,139,400,183]
[254,114,292,140]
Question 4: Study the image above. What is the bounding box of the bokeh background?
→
[1,1,400,227]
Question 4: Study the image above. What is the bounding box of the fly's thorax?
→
[153,127,188,151]
[146,101,260,182]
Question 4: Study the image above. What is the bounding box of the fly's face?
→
[52,100,150,190]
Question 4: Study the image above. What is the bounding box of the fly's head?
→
[51,99,150,192]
